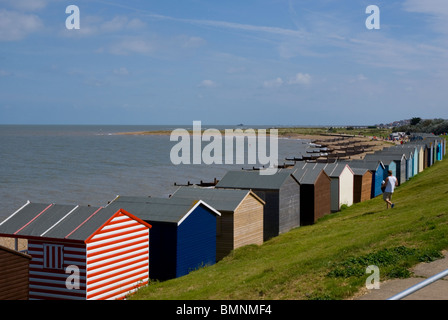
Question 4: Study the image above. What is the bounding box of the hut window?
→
[43,244,64,270]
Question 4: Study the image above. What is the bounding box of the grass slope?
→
[131,154,448,300]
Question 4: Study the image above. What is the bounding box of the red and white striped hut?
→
[0,201,152,300]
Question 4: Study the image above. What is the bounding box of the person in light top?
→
[382,170,398,209]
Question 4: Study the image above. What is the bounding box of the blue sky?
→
[0,0,447,125]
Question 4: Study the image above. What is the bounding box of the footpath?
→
[355,251,448,300]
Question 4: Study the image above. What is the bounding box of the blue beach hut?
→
[107,196,221,281]
[437,140,442,161]
[377,153,406,185]
[383,145,419,178]
[364,154,397,181]
[403,145,419,176]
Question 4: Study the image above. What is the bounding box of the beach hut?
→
[365,154,397,180]
[0,244,32,300]
[170,186,265,260]
[405,149,415,179]
[345,160,386,198]
[290,164,332,225]
[305,162,354,212]
[107,196,220,281]
[364,153,406,185]
[409,143,425,173]
[398,145,419,176]
[0,201,152,300]
[350,168,373,203]
[443,137,446,157]
[437,139,442,161]
[422,142,430,169]
[215,170,301,241]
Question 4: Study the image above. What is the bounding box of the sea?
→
[0,124,312,221]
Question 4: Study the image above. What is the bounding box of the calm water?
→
[0,125,311,221]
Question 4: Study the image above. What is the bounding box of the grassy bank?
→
[130,154,448,300]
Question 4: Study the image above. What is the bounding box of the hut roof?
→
[342,159,385,171]
[107,196,221,225]
[0,201,149,242]
[170,186,265,212]
[301,162,353,178]
[350,167,370,176]
[0,244,31,260]
[364,154,407,161]
[289,165,329,185]
[215,170,297,190]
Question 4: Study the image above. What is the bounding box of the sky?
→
[0,0,447,126]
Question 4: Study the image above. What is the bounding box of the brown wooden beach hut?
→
[170,186,265,260]
[0,244,32,300]
[215,170,301,241]
[351,167,373,203]
[301,162,354,212]
[290,164,331,225]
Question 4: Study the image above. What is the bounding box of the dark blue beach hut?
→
[107,196,221,281]
[344,160,385,198]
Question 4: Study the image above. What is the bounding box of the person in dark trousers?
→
[382,170,398,209]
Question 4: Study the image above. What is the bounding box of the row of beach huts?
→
[0,134,445,300]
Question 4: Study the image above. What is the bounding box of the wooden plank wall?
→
[0,246,31,300]
[253,190,279,241]
[233,195,264,249]
[354,172,372,203]
[216,211,234,261]
[278,176,301,235]
[314,173,331,222]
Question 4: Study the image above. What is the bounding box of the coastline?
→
[114,129,355,142]
[114,128,394,161]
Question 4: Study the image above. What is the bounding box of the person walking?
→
[382,170,398,209]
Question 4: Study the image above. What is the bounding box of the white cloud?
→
[198,80,217,88]
[357,74,367,81]
[100,16,146,33]
[108,38,155,55]
[263,77,284,88]
[0,9,43,41]
[404,0,448,16]
[60,15,147,38]
[288,73,311,85]
[0,0,49,11]
[180,36,206,48]
[403,0,448,34]
[263,73,311,88]
[113,67,129,76]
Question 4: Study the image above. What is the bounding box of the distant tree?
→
[410,117,422,126]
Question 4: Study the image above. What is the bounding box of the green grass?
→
[130,154,448,300]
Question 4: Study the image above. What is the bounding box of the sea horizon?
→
[0,124,312,221]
